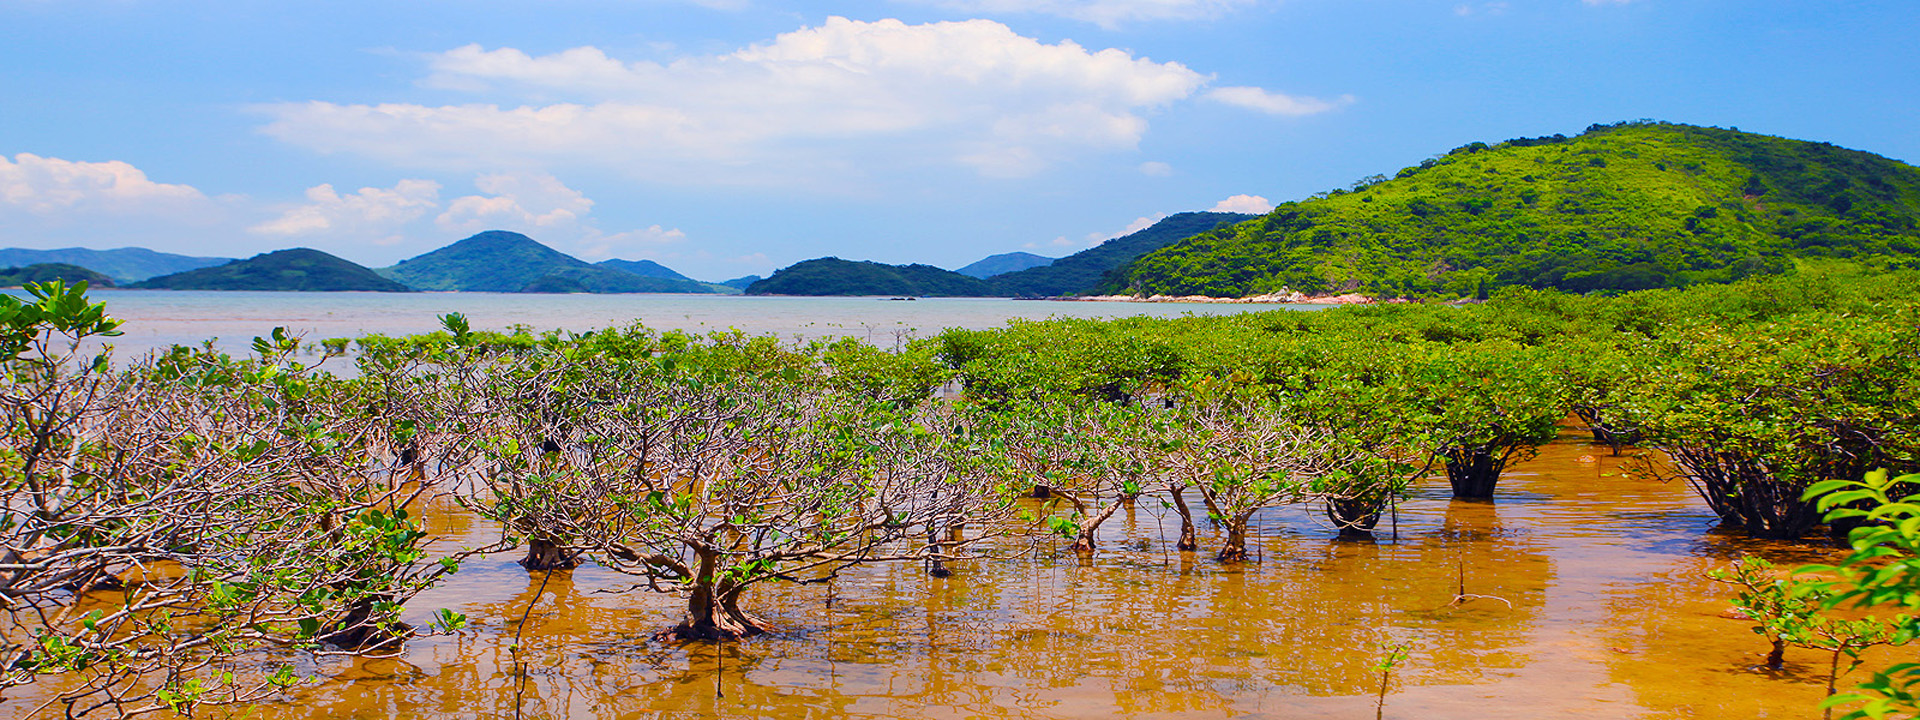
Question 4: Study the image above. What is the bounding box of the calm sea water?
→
[43,290,1308,359]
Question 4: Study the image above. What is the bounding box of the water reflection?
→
[2,429,1865,719]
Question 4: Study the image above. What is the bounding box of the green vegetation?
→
[383,230,721,293]
[746,257,991,296]
[595,257,696,282]
[955,251,1053,279]
[12,268,1920,717]
[1108,122,1920,298]
[0,263,116,288]
[0,246,229,283]
[131,248,412,291]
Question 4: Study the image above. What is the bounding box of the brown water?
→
[15,429,1890,719]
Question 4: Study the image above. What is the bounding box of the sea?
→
[27,290,1310,360]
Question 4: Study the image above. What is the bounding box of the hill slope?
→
[132,249,411,291]
[745,258,989,296]
[986,212,1255,296]
[383,231,720,293]
[956,252,1053,279]
[596,258,695,282]
[0,264,117,288]
[1106,121,1920,298]
[0,247,230,283]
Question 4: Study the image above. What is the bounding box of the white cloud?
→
[0,153,209,215]
[1207,86,1353,116]
[250,179,441,236]
[1211,193,1273,214]
[576,225,688,260]
[1138,161,1174,176]
[436,171,593,233]
[259,18,1231,183]
[909,0,1255,29]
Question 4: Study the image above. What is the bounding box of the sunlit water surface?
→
[50,291,1303,359]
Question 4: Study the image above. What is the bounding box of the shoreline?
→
[1057,292,1388,305]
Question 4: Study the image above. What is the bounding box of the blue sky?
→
[2,0,1914,282]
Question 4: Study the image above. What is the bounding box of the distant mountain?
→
[984,212,1256,297]
[382,231,720,293]
[955,252,1053,279]
[745,258,989,296]
[0,263,117,288]
[0,247,230,283]
[595,258,696,282]
[720,275,762,290]
[1108,121,1920,297]
[131,249,411,291]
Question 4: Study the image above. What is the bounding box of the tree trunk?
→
[1326,498,1385,540]
[1216,514,1250,562]
[1171,486,1198,552]
[321,595,411,650]
[520,537,579,571]
[1070,493,1137,556]
[665,582,767,641]
[926,526,952,578]
[1443,446,1503,499]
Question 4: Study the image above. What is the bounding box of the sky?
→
[2,1,1915,282]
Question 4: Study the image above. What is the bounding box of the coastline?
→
[1059,291,1387,305]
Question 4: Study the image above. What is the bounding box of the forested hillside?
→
[1106,122,1920,297]
[746,258,990,296]
[132,249,411,291]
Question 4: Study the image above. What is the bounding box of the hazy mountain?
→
[381,231,720,293]
[131,249,411,291]
[745,258,989,296]
[595,258,696,282]
[984,212,1257,296]
[955,251,1053,279]
[720,275,762,290]
[0,247,230,283]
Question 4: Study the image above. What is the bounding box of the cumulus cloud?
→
[251,179,441,236]
[1211,194,1273,214]
[0,153,210,215]
[436,172,593,233]
[258,18,1267,183]
[1206,86,1353,116]
[576,225,688,260]
[908,0,1255,28]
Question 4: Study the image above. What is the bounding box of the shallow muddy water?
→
[11,428,1886,719]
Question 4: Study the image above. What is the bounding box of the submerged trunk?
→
[1216,513,1251,562]
[1326,497,1385,539]
[520,537,580,571]
[666,583,767,641]
[1170,486,1198,552]
[926,525,952,578]
[321,594,411,650]
[1069,493,1138,555]
[1443,446,1503,499]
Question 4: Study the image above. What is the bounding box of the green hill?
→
[1105,121,1920,298]
[956,252,1053,279]
[131,249,411,291]
[720,275,762,290]
[0,247,229,283]
[382,231,721,293]
[595,258,694,282]
[745,258,990,296]
[0,263,117,288]
[985,212,1255,296]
